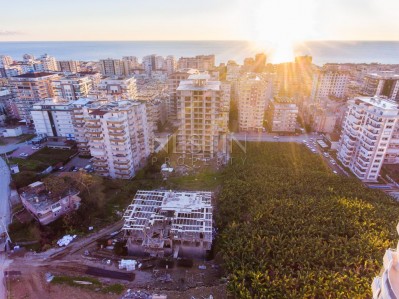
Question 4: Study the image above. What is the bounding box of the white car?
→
[311,149,317,153]
[330,159,336,165]
[19,153,28,157]
[333,170,338,174]
[302,140,307,143]
[273,136,280,140]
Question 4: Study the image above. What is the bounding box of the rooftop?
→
[354,96,399,110]
[13,72,55,78]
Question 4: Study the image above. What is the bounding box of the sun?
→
[247,0,317,63]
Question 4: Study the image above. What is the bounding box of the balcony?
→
[86,123,101,129]
[114,160,131,165]
[109,131,126,137]
[110,136,127,143]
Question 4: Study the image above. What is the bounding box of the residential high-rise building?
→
[99,58,126,77]
[237,74,269,132]
[0,55,13,69]
[165,55,176,74]
[177,55,215,71]
[266,97,298,133]
[362,71,399,101]
[142,54,157,76]
[8,72,59,122]
[254,53,267,73]
[73,100,153,179]
[36,54,58,72]
[97,76,137,99]
[337,96,399,182]
[122,56,139,76]
[311,68,349,101]
[176,73,229,158]
[30,99,75,139]
[166,69,199,124]
[226,60,240,82]
[372,222,399,299]
[52,75,94,101]
[57,60,80,73]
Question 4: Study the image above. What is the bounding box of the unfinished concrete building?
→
[122,190,213,258]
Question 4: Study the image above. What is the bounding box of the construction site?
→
[4,190,226,299]
[122,190,214,259]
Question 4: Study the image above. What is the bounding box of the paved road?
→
[230,132,317,143]
[0,144,20,155]
[0,157,11,234]
[0,156,11,299]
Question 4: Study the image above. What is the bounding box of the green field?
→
[216,142,399,298]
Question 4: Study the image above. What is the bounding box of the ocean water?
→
[0,41,399,66]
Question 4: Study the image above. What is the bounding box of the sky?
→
[1,0,399,41]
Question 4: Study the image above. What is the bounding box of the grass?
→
[16,134,36,144]
[51,275,124,294]
[28,147,77,165]
[9,157,49,172]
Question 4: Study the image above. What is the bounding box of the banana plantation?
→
[216,142,399,298]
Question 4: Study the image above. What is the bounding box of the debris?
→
[45,273,54,283]
[57,234,77,246]
[119,259,138,271]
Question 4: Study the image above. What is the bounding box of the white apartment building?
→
[237,74,269,132]
[97,76,137,100]
[52,75,93,101]
[226,60,240,82]
[142,55,157,76]
[0,55,13,68]
[311,69,349,101]
[176,73,229,158]
[266,97,298,133]
[372,223,399,299]
[99,58,126,77]
[73,100,152,179]
[57,60,80,73]
[31,99,75,139]
[363,71,399,101]
[337,96,399,182]
[165,55,176,74]
[35,54,58,72]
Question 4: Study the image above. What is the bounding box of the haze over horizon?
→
[1,0,399,42]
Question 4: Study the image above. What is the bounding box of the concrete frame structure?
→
[122,190,213,258]
[266,97,298,133]
[176,73,229,158]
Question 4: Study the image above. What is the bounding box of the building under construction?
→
[122,190,213,258]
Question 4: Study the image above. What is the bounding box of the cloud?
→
[0,30,23,36]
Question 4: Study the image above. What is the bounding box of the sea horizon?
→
[1,40,399,65]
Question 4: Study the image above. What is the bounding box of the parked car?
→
[19,153,28,157]
[333,170,338,174]
[273,136,280,140]
[330,159,336,165]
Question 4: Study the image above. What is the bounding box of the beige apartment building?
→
[266,97,298,133]
[176,73,229,158]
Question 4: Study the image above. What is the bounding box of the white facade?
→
[52,75,93,101]
[97,76,137,100]
[267,98,298,133]
[311,69,349,101]
[337,96,399,182]
[372,223,399,299]
[31,100,75,139]
[176,73,229,158]
[73,100,153,179]
[99,59,125,76]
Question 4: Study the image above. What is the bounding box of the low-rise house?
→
[19,181,81,225]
